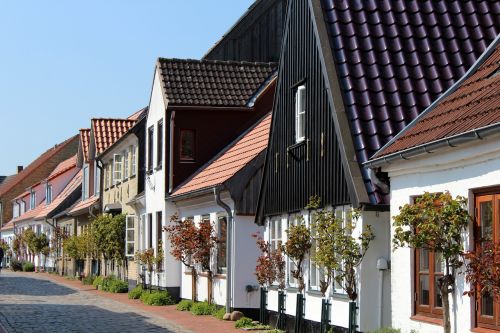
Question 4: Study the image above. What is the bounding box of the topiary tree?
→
[253,233,277,288]
[284,220,311,293]
[32,233,49,271]
[393,191,469,333]
[135,248,155,291]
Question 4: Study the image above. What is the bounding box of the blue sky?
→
[0,0,254,176]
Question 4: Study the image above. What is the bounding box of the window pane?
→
[419,275,430,305]
[434,252,444,273]
[180,130,195,160]
[419,248,429,271]
[481,292,494,316]
[127,243,134,256]
[434,276,443,308]
[480,201,493,241]
[217,216,227,274]
[127,230,134,242]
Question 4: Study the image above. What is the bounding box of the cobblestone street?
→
[0,271,190,333]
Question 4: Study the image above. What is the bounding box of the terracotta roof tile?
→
[92,119,136,155]
[13,191,30,201]
[36,170,82,220]
[321,0,500,204]
[68,195,99,216]
[171,113,271,197]
[375,41,500,158]
[1,221,14,231]
[9,200,46,224]
[127,107,147,121]
[79,129,91,163]
[0,135,79,197]
[158,58,277,107]
[48,155,77,179]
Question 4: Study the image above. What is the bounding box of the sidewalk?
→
[39,272,243,333]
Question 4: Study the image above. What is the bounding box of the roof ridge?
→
[157,57,278,67]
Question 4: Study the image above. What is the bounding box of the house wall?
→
[385,136,500,333]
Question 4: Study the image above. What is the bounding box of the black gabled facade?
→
[256,0,360,221]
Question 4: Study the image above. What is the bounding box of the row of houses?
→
[1,1,500,332]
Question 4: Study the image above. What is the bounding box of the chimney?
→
[17,166,23,173]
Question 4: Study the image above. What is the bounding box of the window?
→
[148,126,154,171]
[95,164,101,195]
[295,85,306,143]
[125,215,135,257]
[20,201,25,215]
[82,165,89,199]
[332,206,350,294]
[157,120,163,168]
[180,129,195,161]
[130,145,136,176]
[30,190,36,210]
[475,193,500,330]
[123,150,129,180]
[46,184,52,205]
[148,213,153,249]
[36,224,41,236]
[156,211,163,270]
[415,248,443,318]
[217,215,227,274]
[113,154,122,184]
[287,215,301,287]
[308,212,322,291]
[270,218,282,251]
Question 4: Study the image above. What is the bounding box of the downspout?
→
[168,111,176,193]
[214,186,233,314]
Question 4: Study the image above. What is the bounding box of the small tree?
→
[22,228,37,263]
[33,233,49,271]
[393,191,469,333]
[464,241,500,305]
[253,234,277,288]
[135,248,155,290]
[92,214,126,276]
[284,220,311,293]
[155,239,165,286]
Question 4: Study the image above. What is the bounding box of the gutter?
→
[214,186,233,314]
[364,123,500,168]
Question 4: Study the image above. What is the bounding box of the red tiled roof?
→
[79,129,91,163]
[0,135,79,197]
[375,41,500,158]
[171,113,271,197]
[48,155,77,179]
[127,107,147,121]
[9,200,46,224]
[13,190,30,201]
[1,221,14,231]
[36,170,82,220]
[68,195,99,216]
[92,119,136,155]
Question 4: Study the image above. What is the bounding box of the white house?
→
[366,36,500,333]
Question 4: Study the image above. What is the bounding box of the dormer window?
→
[30,190,36,210]
[46,184,53,205]
[82,165,89,199]
[295,85,306,143]
[114,154,123,184]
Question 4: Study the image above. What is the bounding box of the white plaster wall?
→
[385,138,500,333]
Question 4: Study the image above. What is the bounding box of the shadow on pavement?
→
[0,303,178,332]
[0,276,76,296]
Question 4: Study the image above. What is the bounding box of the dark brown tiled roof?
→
[374,40,500,158]
[92,119,136,155]
[321,0,500,204]
[0,136,79,197]
[157,58,277,107]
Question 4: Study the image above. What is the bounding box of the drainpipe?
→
[376,257,389,329]
[214,186,233,314]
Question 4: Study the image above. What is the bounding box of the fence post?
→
[260,287,267,324]
[320,298,330,333]
[348,301,358,333]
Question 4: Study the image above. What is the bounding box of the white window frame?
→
[125,215,135,257]
[30,190,36,210]
[82,165,89,199]
[46,184,52,205]
[113,154,123,184]
[331,205,351,296]
[123,149,129,180]
[95,163,101,195]
[307,211,322,291]
[130,145,137,176]
[295,85,306,143]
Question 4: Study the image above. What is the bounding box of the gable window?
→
[148,126,154,171]
[95,164,101,195]
[123,149,129,180]
[475,193,500,330]
[217,215,227,274]
[130,145,136,176]
[45,184,53,205]
[113,154,122,184]
[125,215,135,257]
[30,190,36,210]
[295,85,306,143]
[82,165,89,199]
[157,120,163,169]
[180,129,195,161]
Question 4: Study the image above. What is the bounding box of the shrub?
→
[82,275,96,285]
[140,290,175,306]
[235,317,254,328]
[10,259,22,272]
[22,262,35,272]
[265,330,285,333]
[369,329,401,333]
[190,301,217,316]
[128,285,143,299]
[213,306,226,320]
[176,299,193,311]
[93,276,104,289]
[107,279,128,293]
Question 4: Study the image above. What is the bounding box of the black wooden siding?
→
[260,0,350,217]
[203,0,287,63]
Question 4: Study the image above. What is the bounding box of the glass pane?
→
[127,218,134,229]
[310,262,317,287]
[481,292,494,316]
[434,276,443,308]
[480,201,493,241]
[277,220,282,240]
[127,230,134,242]
[419,248,429,271]
[434,252,444,273]
[419,275,430,305]
[127,243,134,256]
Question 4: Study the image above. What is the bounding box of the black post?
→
[348,301,358,333]
[260,287,268,324]
[320,298,330,333]
[277,290,286,330]
[294,293,304,333]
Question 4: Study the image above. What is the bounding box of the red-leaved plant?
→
[464,241,500,302]
[253,233,286,290]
